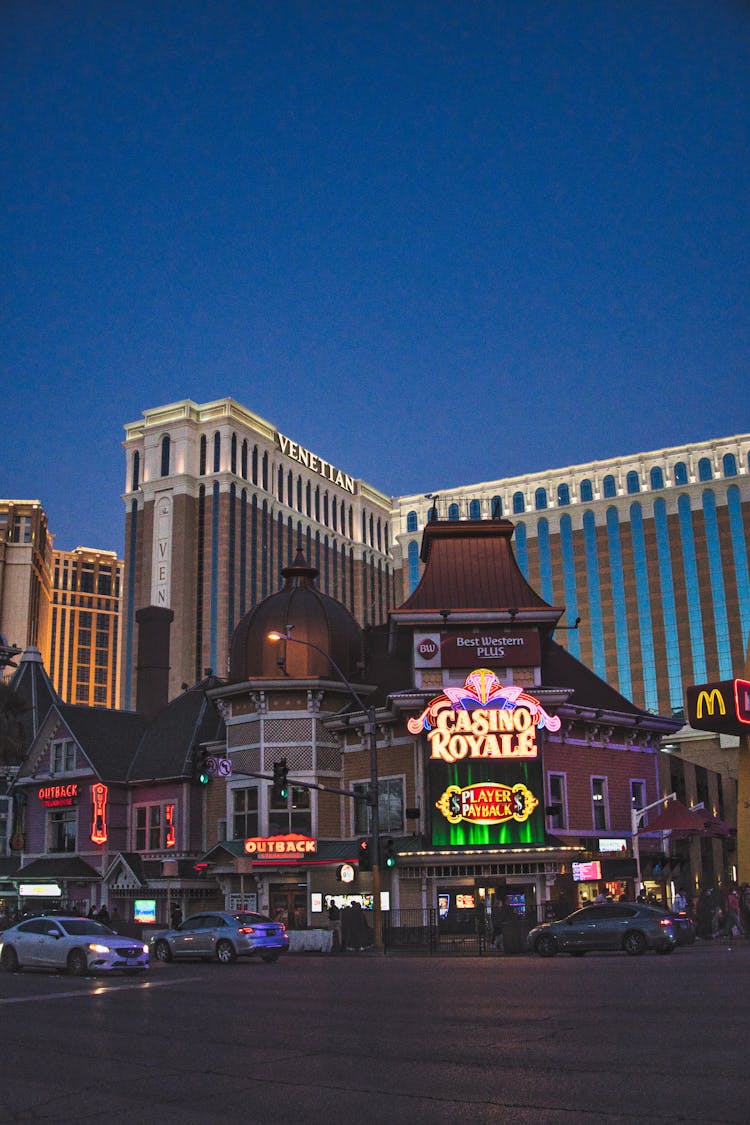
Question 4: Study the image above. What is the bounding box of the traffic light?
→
[358,838,371,871]
[383,839,396,868]
[272,759,289,802]
[193,748,210,786]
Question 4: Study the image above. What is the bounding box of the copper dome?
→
[228,550,364,683]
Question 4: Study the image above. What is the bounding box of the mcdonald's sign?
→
[685,679,750,735]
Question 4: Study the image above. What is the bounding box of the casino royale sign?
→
[408,668,560,763]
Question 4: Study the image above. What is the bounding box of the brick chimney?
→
[135,606,174,721]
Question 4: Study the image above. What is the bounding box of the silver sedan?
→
[0,915,149,974]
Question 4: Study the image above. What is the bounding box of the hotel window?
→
[631,780,646,826]
[603,474,616,498]
[580,478,593,502]
[199,435,207,475]
[557,483,570,507]
[650,466,664,490]
[269,785,311,837]
[306,481,312,516]
[315,487,321,521]
[12,515,32,543]
[512,491,525,514]
[353,777,404,835]
[213,433,221,473]
[547,774,567,830]
[448,503,459,521]
[134,804,169,851]
[231,434,237,474]
[241,439,248,479]
[674,461,688,485]
[278,466,284,502]
[626,470,640,494]
[698,457,713,481]
[407,510,417,532]
[131,451,140,490]
[469,499,481,519]
[160,435,170,477]
[287,471,293,507]
[535,488,547,511]
[591,777,609,831]
[723,453,737,477]
[252,445,258,484]
[491,495,502,517]
[262,451,268,490]
[49,810,77,853]
[51,739,76,773]
[232,787,258,839]
[332,498,338,531]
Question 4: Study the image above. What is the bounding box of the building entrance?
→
[269,883,307,929]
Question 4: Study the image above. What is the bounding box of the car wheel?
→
[215,939,237,964]
[154,939,173,963]
[535,934,558,957]
[1,946,21,973]
[67,949,89,976]
[623,930,647,956]
[261,951,280,963]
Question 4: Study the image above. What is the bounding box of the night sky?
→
[3,1,748,552]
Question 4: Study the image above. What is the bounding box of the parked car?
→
[527,903,676,957]
[151,911,289,964]
[0,915,149,975]
[667,910,696,945]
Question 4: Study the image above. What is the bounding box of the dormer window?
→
[51,739,76,774]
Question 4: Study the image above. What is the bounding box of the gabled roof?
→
[127,676,225,782]
[7,646,60,751]
[57,704,148,782]
[392,520,563,623]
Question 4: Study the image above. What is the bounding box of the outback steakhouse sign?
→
[244,834,317,858]
[38,783,79,807]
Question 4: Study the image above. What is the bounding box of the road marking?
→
[0,977,195,1004]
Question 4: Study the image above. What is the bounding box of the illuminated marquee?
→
[244,833,317,856]
[436,782,538,825]
[408,668,559,763]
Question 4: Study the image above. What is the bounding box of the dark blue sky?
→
[3,1,748,553]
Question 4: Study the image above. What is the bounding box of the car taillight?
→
[659,918,672,927]
[237,926,256,934]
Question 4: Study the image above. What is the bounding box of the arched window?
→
[287,470,293,507]
[723,453,737,478]
[384,523,389,553]
[315,487,320,522]
[377,519,382,549]
[535,487,547,511]
[369,513,374,545]
[213,433,220,474]
[580,479,593,502]
[469,499,481,519]
[626,470,640,494]
[160,435,170,477]
[448,503,460,521]
[512,491,525,514]
[362,510,367,542]
[252,446,258,485]
[306,481,311,517]
[407,510,418,532]
[557,483,570,506]
[131,451,140,491]
[673,461,688,485]
[199,435,207,476]
[297,475,302,511]
[491,496,502,518]
[324,492,329,526]
[262,451,268,490]
[277,465,284,501]
[332,498,338,531]
[603,474,616,498]
[241,439,248,480]
[427,502,438,523]
[650,466,664,490]
[408,540,420,593]
[698,457,713,482]
[231,434,237,475]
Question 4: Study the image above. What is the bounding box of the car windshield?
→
[59,919,114,936]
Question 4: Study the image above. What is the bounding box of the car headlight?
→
[88,943,111,954]
[141,945,148,954]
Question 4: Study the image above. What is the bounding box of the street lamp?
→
[631,791,676,895]
[267,628,383,949]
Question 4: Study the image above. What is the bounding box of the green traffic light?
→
[198,770,209,785]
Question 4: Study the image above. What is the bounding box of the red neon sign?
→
[165,803,176,848]
[90,783,108,845]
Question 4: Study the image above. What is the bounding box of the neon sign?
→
[165,803,176,848]
[244,834,317,856]
[90,783,108,844]
[38,783,79,807]
[436,782,539,826]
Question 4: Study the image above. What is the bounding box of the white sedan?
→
[0,915,149,975]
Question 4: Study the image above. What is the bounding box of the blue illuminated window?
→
[448,503,459,521]
[408,540,419,593]
[583,511,606,680]
[580,479,593,502]
[535,488,548,511]
[626,471,640,494]
[557,483,570,507]
[537,518,553,604]
[702,490,732,679]
[723,453,737,477]
[727,485,750,642]
[677,494,707,683]
[606,507,632,700]
[514,523,528,577]
[674,461,688,485]
[407,510,418,532]
[698,457,712,482]
[469,499,481,519]
[513,491,525,514]
[491,496,502,517]
[559,515,580,659]
[603,475,616,498]
[629,503,659,712]
[650,466,664,490]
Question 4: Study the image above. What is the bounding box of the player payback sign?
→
[407,668,560,849]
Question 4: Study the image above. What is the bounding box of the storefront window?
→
[49,810,77,853]
[353,778,404,835]
[269,785,311,836]
[232,787,259,839]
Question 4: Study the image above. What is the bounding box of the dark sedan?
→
[527,903,676,957]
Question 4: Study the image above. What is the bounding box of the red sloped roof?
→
[393,519,563,617]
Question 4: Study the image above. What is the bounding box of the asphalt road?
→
[0,941,747,1124]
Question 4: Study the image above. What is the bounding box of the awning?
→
[637,800,719,838]
[15,857,101,881]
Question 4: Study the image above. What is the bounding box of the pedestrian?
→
[96,904,109,924]
[740,884,750,937]
[594,889,607,904]
[719,887,741,938]
[672,887,687,914]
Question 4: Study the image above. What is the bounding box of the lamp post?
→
[268,628,383,949]
[631,791,676,895]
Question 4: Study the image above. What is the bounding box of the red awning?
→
[637,800,715,837]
